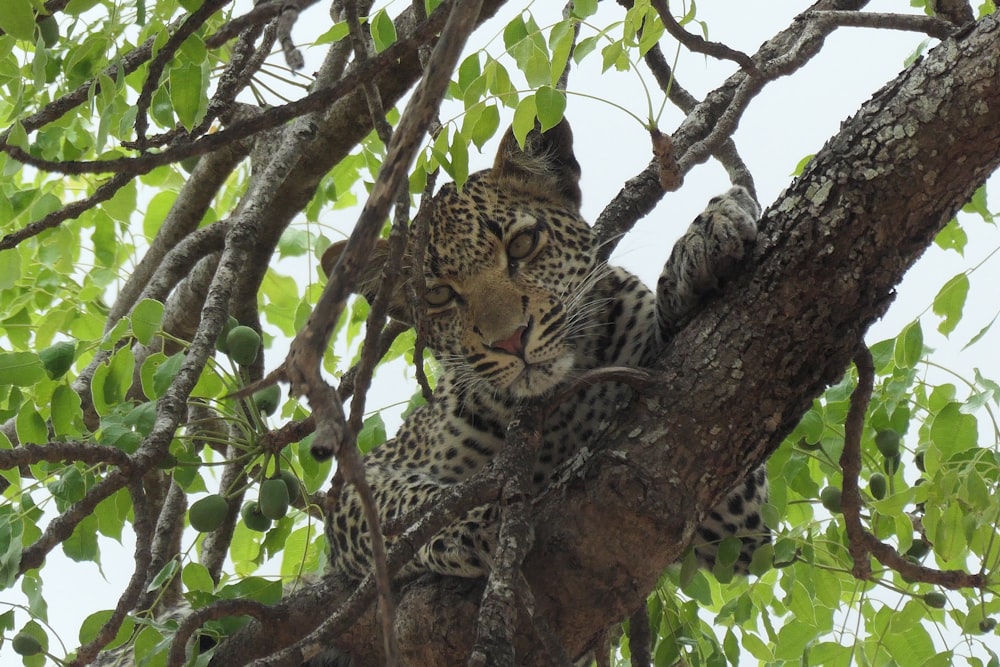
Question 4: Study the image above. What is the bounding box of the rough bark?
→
[331,13,1000,666]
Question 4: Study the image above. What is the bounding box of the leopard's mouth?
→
[502,352,576,399]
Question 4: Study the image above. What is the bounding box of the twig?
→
[627,604,651,667]
[649,0,759,75]
[841,346,987,590]
[405,170,439,403]
[276,0,306,69]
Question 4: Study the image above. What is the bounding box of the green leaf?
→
[79,610,134,649]
[0,246,20,289]
[169,56,207,131]
[964,311,999,350]
[0,351,45,386]
[370,10,397,52]
[572,0,598,18]
[0,0,36,40]
[0,513,24,590]
[929,402,978,459]
[512,94,537,147]
[147,559,179,591]
[182,562,215,593]
[131,298,164,345]
[51,384,84,438]
[15,403,47,446]
[91,347,136,416]
[741,632,774,661]
[535,86,566,132]
[470,104,500,151]
[357,412,386,454]
[934,218,967,255]
[573,35,600,64]
[932,273,969,336]
[152,351,185,399]
[62,512,99,563]
[893,319,923,369]
[315,21,349,45]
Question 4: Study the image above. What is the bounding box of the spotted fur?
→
[319,120,769,582]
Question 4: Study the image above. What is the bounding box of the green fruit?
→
[38,16,59,47]
[906,539,930,560]
[253,384,281,416]
[215,316,239,353]
[240,501,271,532]
[820,486,842,513]
[226,326,261,366]
[189,494,229,532]
[258,478,290,520]
[923,591,947,609]
[874,429,901,458]
[868,472,887,500]
[39,340,75,379]
[883,454,901,476]
[279,468,301,505]
[11,632,43,656]
[979,617,997,633]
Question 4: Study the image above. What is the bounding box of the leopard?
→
[317,118,770,584]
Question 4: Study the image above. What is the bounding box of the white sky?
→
[20,0,1000,660]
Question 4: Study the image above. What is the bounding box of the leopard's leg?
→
[692,465,770,574]
[657,186,760,338]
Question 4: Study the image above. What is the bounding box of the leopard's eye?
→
[425,284,456,307]
[507,229,540,261]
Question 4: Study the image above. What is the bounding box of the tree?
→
[1,0,999,665]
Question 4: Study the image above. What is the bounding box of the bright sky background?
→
[23,0,1000,658]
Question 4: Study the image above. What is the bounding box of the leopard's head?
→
[323,120,601,399]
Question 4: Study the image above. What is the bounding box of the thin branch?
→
[841,346,988,590]
[67,479,154,667]
[801,10,957,39]
[0,440,132,470]
[18,469,132,574]
[206,0,322,48]
[0,172,132,250]
[627,605,651,667]
[649,0,759,75]
[133,0,234,149]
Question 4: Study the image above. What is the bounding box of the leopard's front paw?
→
[657,186,760,334]
[690,185,759,287]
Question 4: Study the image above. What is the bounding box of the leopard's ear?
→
[321,239,412,324]
[492,118,582,211]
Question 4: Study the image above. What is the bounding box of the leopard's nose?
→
[489,325,528,357]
